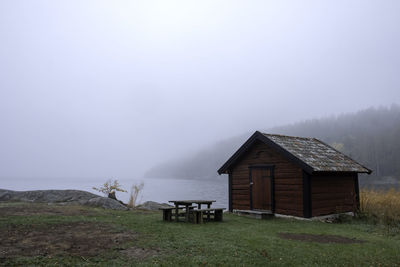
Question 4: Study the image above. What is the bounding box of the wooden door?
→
[251,167,272,211]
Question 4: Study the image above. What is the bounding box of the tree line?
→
[145,104,400,184]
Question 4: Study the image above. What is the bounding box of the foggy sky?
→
[1,1,399,179]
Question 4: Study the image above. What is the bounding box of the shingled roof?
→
[218,131,372,174]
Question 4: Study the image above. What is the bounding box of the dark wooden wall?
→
[230,140,304,217]
[311,173,357,216]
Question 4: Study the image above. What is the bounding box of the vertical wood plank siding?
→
[311,173,357,216]
[231,140,304,216]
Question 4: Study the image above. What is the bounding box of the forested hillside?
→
[144,105,400,186]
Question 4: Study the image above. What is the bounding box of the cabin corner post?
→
[228,171,233,212]
[302,171,312,218]
[355,173,360,211]
[271,166,275,214]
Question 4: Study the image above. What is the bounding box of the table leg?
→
[175,205,179,222]
[185,204,190,222]
[207,203,211,221]
[198,210,203,224]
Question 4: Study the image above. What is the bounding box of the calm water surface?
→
[1,177,228,209]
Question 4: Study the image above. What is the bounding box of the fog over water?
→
[1,1,399,192]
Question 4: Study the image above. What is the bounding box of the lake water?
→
[1,177,229,209]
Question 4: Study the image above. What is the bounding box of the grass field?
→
[1,202,399,266]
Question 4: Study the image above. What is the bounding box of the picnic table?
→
[168,200,216,222]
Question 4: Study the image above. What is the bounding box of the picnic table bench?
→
[169,200,215,223]
[190,208,225,224]
[160,200,224,224]
[159,206,194,222]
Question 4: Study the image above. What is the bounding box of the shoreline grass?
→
[359,188,400,227]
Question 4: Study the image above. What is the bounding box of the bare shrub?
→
[128,182,144,208]
[93,179,127,199]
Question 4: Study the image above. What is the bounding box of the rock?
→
[87,197,128,210]
[0,189,99,203]
[137,201,173,210]
[0,189,128,210]
[0,190,12,201]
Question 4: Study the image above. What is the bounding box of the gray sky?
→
[1,0,399,179]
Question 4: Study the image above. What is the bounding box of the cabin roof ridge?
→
[261,132,315,140]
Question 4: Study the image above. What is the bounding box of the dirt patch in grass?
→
[0,203,98,216]
[0,221,158,259]
[278,233,365,244]
[120,246,160,260]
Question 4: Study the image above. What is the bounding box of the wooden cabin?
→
[218,131,372,218]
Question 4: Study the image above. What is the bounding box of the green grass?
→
[1,203,399,266]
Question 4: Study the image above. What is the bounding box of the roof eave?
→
[362,169,373,175]
[313,139,373,175]
[312,169,373,175]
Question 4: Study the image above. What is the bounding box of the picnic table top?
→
[168,200,216,205]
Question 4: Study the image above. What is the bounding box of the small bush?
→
[359,188,400,226]
[93,179,127,198]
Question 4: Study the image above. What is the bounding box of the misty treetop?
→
[274,104,400,179]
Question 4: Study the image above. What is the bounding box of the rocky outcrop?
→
[0,189,128,210]
[136,201,172,210]
[86,197,128,210]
